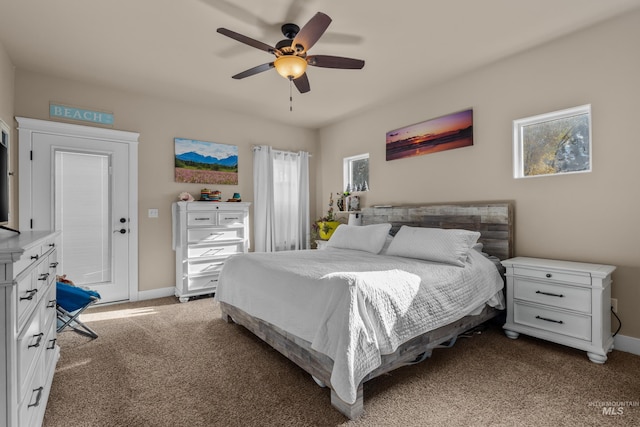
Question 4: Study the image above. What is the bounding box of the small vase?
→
[317,221,341,240]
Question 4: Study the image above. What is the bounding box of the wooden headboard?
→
[360,201,514,260]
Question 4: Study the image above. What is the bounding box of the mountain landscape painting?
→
[175,138,238,185]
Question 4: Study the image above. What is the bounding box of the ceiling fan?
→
[217,12,365,94]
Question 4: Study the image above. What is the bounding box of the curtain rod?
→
[252,145,312,157]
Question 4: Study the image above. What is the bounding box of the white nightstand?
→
[501,257,616,364]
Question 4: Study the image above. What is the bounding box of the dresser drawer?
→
[187,211,217,226]
[513,302,591,341]
[17,308,44,398]
[13,246,42,281]
[513,278,591,313]
[34,260,51,296]
[513,266,591,286]
[187,227,243,244]
[218,211,244,225]
[18,361,45,427]
[188,274,219,291]
[43,310,59,374]
[17,271,37,331]
[188,259,226,276]
[42,283,58,332]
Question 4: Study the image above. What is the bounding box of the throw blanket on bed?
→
[311,270,422,404]
[215,248,504,405]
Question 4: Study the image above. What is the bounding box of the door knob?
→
[120,218,127,223]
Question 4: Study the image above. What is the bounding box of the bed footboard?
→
[219,301,500,419]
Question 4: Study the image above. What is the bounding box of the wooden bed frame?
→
[219,201,514,419]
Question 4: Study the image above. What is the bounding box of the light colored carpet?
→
[44,297,640,426]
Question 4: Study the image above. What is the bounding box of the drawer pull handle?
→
[28,387,44,408]
[28,332,44,348]
[535,290,564,298]
[49,243,56,247]
[47,338,57,350]
[50,261,59,268]
[20,289,38,301]
[38,273,50,281]
[545,273,552,278]
[535,315,564,324]
[31,254,40,260]
[194,217,211,221]
[48,299,57,308]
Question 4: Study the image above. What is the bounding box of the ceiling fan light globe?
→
[274,56,307,79]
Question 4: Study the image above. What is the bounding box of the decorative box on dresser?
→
[172,201,250,302]
[1,230,60,427]
[502,257,616,364]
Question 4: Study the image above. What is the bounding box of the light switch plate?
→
[148,208,159,218]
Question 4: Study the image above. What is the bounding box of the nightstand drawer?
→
[514,302,591,341]
[513,279,591,313]
[513,266,591,285]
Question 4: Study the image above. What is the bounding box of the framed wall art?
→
[386,109,473,161]
[513,104,591,179]
[174,138,238,185]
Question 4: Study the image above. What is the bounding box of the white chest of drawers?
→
[1,230,60,427]
[172,202,250,302]
[502,257,616,363]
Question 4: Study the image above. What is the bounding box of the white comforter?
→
[215,248,504,404]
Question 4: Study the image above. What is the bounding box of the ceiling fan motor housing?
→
[281,23,300,39]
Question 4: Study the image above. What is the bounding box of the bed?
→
[215,202,514,419]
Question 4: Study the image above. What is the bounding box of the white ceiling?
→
[1,0,639,129]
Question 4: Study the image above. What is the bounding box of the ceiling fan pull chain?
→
[289,77,294,112]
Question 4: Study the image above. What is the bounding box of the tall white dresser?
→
[172,201,250,302]
[1,230,60,427]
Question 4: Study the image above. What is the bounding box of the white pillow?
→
[385,226,481,266]
[326,223,392,254]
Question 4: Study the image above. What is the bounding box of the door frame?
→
[16,117,140,302]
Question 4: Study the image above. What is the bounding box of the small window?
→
[343,153,369,192]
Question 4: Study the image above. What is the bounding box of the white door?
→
[18,118,139,304]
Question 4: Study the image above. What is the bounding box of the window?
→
[343,153,369,192]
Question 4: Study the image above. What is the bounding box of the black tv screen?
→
[0,128,8,224]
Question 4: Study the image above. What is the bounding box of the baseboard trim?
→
[614,334,640,356]
[137,286,175,301]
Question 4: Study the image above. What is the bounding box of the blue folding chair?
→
[56,282,101,339]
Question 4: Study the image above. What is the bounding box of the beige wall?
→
[0,40,16,230]
[318,11,640,339]
[13,70,317,292]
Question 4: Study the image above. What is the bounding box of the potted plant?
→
[313,193,341,240]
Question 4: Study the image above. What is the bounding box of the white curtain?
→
[253,146,310,252]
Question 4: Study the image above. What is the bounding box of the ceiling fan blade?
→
[307,55,365,69]
[291,12,331,53]
[293,73,310,93]
[217,28,276,53]
[232,62,274,79]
